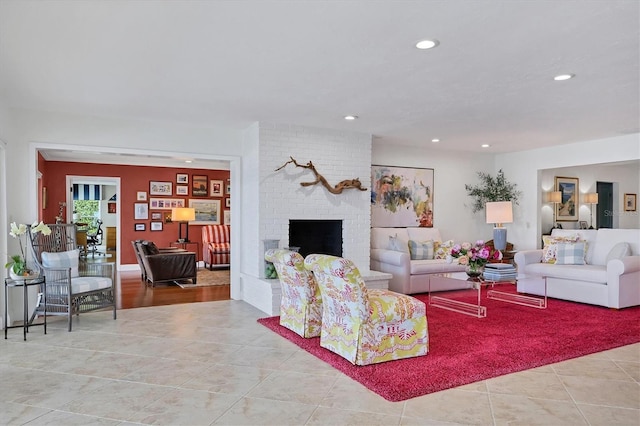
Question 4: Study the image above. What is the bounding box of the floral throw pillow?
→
[542,235,581,264]
[434,240,455,259]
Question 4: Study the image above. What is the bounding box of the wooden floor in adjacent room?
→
[117,270,231,309]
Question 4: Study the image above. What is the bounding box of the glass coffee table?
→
[428,272,547,318]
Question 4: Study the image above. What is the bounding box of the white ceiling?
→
[1,0,638,165]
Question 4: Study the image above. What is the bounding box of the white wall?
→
[496,133,640,249]
[372,143,496,244]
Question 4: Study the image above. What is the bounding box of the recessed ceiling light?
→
[185,160,193,163]
[431,139,440,143]
[481,144,490,148]
[344,115,358,120]
[554,74,575,81]
[416,39,439,50]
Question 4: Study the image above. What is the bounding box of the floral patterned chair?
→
[304,254,428,365]
[265,249,322,338]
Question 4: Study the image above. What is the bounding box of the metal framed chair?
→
[86,219,105,257]
[28,223,116,331]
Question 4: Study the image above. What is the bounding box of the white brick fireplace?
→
[240,122,375,315]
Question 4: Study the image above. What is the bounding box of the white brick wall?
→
[257,123,372,275]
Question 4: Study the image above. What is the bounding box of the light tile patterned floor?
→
[1,301,638,425]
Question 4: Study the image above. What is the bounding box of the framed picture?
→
[108,202,116,214]
[192,175,208,196]
[189,199,221,224]
[151,212,162,220]
[579,220,588,229]
[225,198,231,208]
[149,198,185,210]
[210,180,224,196]
[136,191,147,201]
[176,173,189,184]
[624,193,637,211]
[371,165,435,227]
[150,221,163,231]
[134,223,146,231]
[164,211,173,223]
[150,181,172,196]
[226,183,231,195]
[555,176,579,221]
[224,210,231,225]
[176,185,189,195]
[134,203,149,220]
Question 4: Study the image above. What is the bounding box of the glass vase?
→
[466,263,484,279]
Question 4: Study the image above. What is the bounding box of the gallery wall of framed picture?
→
[131,170,231,242]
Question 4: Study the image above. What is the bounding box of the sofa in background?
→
[370,227,467,295]
[515,228,640,309]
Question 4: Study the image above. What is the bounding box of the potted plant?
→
[5,221,51,279]
[465,169,521,213]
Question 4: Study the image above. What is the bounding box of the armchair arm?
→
[514,250,543,267]
[370,248,409,267]
[80,262,115,280]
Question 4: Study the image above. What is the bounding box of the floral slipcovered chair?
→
[265,249,322,338]
[304,254,428,365]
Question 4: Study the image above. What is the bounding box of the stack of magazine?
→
[483,263,517,281]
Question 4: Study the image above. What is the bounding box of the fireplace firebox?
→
[289,220,343,258]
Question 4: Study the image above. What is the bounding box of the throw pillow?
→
[41,249,80,278]
[542,235,580,264]
[388,235,403,252]
[606,242,631,263]
[408,240,434,260]
[555,242,586,265]
[434,240,455,259]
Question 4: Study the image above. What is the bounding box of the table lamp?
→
[550,191,562,229]
[584,192,598,229]
[172,207,196,242]
[486,201,513,251]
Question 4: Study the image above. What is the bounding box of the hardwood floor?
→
[86,249,230,309]
[117,270,230,309]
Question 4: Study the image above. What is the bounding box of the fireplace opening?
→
[289,219,343,258]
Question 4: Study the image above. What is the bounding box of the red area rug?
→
[258,290,640,402]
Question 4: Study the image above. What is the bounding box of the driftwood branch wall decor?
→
[275,156,368,194]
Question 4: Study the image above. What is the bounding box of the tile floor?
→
[1,301,638,425]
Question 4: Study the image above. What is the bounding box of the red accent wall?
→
[40,161,230,265]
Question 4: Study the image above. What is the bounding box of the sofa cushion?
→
[591,229,639,265]
[555,242,586,265]
[408,240,434,260]
[410,259,466,275]
[371,228,410,253]
[606,242,631,263]
[434,240,454,259]
[42,250,80,278]
[406,227,442,242]
[523,262,607,284]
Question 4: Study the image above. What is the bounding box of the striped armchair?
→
[304,254,428,365]
[202,225,230,270]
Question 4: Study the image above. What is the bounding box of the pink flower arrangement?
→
[447,240,502,268]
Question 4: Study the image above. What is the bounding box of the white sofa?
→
[515,228,640,309]
[370,227,467,294]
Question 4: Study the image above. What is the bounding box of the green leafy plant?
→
[465,169,521,213]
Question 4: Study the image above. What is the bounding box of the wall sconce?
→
[171,207,196,242]
[549,191,562,229]
[584,193,598,229]
[485,201,513,251]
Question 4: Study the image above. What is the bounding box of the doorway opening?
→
[596,181,614,229]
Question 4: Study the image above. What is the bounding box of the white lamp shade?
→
[485,201,513,225]
[172,207,195,222]
[584,193,599,204]
[550,191,562,204]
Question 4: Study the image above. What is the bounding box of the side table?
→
[4,276,47,340]
[170,241,200,263]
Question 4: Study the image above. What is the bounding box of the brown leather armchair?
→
[134,240,197,286]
